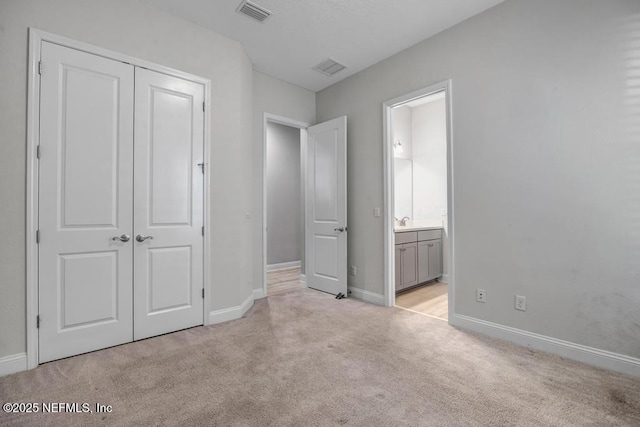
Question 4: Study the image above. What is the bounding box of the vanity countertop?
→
[394,223,443,232]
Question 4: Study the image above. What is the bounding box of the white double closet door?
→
[38,42,204,363]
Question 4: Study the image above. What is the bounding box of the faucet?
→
[400,217,410,226]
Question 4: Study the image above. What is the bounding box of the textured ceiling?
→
[145,0,504,92]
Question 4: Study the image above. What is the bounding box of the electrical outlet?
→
[515,295,526,311]
[350,265,357,276]
[374,207,381,217]
[476,289,486,303]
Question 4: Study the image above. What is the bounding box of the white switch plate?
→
[374,207,381,217]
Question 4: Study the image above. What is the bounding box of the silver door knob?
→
[111,234,130,242]
[136,234,153,242]
[334,227,345,232]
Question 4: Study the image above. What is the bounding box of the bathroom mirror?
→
[394,158,412,221]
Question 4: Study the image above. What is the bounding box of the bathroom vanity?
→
[394,225,443,292]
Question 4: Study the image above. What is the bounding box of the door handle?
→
[334,227,345,233]
[136,234,153,242]
[111,234,130,242]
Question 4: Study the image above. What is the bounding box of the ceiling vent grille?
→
[312,58,348,76]
[236,0,272,22]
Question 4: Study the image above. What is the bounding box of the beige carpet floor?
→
[1,288,640,426]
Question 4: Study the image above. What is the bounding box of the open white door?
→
[38,42,134,362]
[133,68,205,340]
[306,116,347,296]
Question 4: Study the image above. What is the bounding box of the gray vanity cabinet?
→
[395,229,442,293]
[418,239,442,283]
[396,242,418,291]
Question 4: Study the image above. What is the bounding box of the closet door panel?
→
[38,42,134,363]
[133,68,204,340]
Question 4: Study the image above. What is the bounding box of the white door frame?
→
[262,113,311,298]
[382,80,455,315]
[26,28,212,369]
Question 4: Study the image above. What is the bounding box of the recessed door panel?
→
[313,235,338,279]
[134,68,204,340]
[428,240,442,280]
[150,88,193,226]
[148,247,192,313]
[313,130,338,222]
[60,251,117,329]
[402,243,418,288]
[38,41,134,363]
[61,67,120,228]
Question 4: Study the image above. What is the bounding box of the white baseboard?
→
[300,274,306,284]
[253,288,265,300]
[208,293,254,325]
[267,261,301,272]
[0,353,27,377]
[450,313,640,378]
[348,286,385,306]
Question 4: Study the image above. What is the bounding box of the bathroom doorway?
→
[382,81,454,321]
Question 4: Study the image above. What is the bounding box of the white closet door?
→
[133,68,204,340]
[38,42,134,363]
[305,116,348,296]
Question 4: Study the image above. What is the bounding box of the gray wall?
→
[252,72,316,289]
[317,0,640,358]
[0,0,254,358]
[267,123,302,265]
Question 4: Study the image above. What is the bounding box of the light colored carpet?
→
[1,288,640,426]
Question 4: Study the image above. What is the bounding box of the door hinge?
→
[36,145,41,159]
[36,315,40,328]
[202,102,205,112]
[201,226,204,236]
[36,230,40,244]
[198,163,204,174]
[38,61,42,75]
[202,288,205,299]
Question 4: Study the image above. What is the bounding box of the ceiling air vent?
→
[236,0,272,22]
[312,58,348,77]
